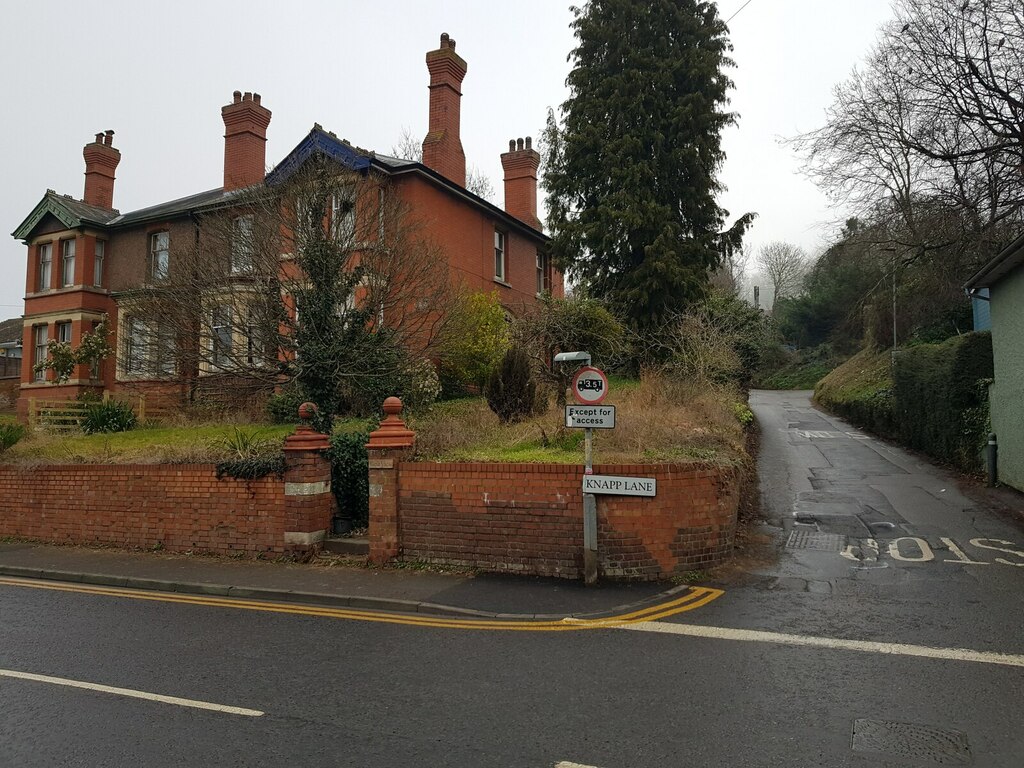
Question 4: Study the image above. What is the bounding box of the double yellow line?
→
[0,577,722,632]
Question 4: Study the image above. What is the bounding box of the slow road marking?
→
[0,668,264,717]
[0,577,722,631]
[620,622,1024,669]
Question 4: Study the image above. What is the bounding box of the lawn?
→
[1,373,749,467]
[2,419,369,464]
[411,373,748,466]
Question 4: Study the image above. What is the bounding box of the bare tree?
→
[757,242,808,305]
[710,242,750,297]
[392,126,495,201]
[117,155,453,425]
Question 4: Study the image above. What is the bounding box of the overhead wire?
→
[726,0,755,24]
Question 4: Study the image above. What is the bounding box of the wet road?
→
[0,390,1022,767]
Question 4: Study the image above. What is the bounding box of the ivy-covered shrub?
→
[485,347,536,424]
[81,400,137,434]
[0,423,26,452]
[326,428,371,525]
[216,454,286,481]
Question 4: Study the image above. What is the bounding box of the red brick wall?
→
[394,175,563,306]
[0,463,311,554]
[395,462,738,580]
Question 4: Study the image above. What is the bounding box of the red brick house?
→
[11,33,561,420]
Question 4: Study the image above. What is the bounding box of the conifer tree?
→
[543,0,753,331]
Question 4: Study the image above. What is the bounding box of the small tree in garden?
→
[33,318,113,384]
[485,347,536,424]
[512,296,627,408]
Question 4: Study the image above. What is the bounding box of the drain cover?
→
[852,719,970,764]
[786,530,847,552]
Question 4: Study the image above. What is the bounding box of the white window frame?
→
[33,325,48,382]
[61,239,76,287]
[93,241,105,287]
[231,216,254,274]
[38,243,53,292]
[332,188,357,245]
[536,251,550,295]
[494,230,506,282]
[123,317,174,378]
[211,305,233,370]
[56,321,72,345]
[149,232,169,281]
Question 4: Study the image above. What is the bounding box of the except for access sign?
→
[572,366,609,404]
[565,405,616,429]
[582,474,657,497]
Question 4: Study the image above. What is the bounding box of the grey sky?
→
[0,0,896,318]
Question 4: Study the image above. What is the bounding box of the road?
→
[1,390,1023,767]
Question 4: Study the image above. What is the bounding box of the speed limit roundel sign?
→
[572,366,609,405]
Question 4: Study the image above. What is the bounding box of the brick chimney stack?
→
[500,137,541,230]
[82,130,120,209]
[221,91,272,191]
[422,33,467,187]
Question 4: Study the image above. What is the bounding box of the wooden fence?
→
[0,356,20,379]
[26,393,170,431]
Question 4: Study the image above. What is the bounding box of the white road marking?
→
[619,623,1024,669]
[888,537,934,562]
[555,763,603,768]
[0,668,265,717]
[939,537,988,565]
[971,538,1024,566]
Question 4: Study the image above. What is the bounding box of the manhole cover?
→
[786,530,847,552]
[852,719,970,764]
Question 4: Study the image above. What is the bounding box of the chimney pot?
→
[83,129,121,209]
[222,90,272,190]
[500,132,542,230]
[422,32,468,186]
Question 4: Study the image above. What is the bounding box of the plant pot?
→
[331,517,354,536]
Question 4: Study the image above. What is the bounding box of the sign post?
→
[561,357,610,586]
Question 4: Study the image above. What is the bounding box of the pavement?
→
[0,539,675,619]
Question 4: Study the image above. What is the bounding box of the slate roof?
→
[965,232,1024,291]
[108,187,242,226]
[13,126,546,243]
[0,317,22,345]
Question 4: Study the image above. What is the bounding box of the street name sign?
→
[582,474,657,497]
[565,405,616,429]
[572,366,609,404]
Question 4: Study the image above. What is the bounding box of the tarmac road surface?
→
[0,389,1022,767]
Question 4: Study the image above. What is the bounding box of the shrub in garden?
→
[440,291,510,393]
[81,399,137,434]
[0,423,26,452]
[485,347,536,424]
[266,386,308,424]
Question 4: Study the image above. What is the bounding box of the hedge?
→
[815,334,993,473]
[892,332,992,472]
